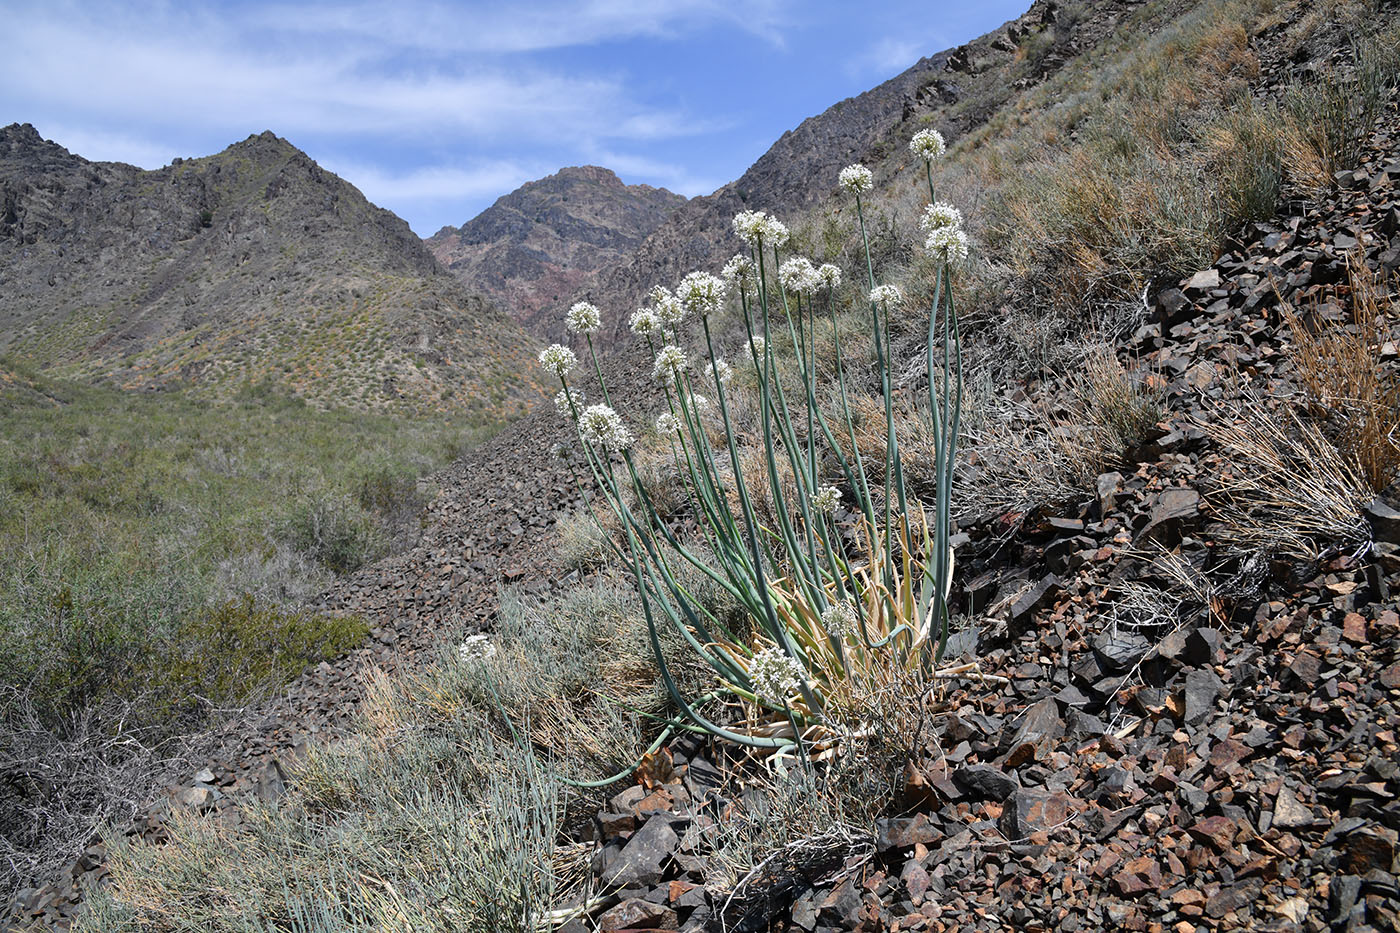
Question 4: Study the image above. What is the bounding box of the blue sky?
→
[4,1,1028,236]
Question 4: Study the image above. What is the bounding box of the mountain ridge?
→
[426,164,686,339]
[0,123,545,420]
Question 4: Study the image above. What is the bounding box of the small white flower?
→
[920,201,963,233]
[549,442,567,460]
[821,600,858,639]
[459,634,497,662]
[629,307,659,337]
[838,163,873,194]
[722,253,756,286]
[655,412,680,435]
[655,293,686,331]
[554,387,584,418]
[748,647,805,706]
[778,256,819,296]
[690,393,711,415]
[816,264,842,290]
[705,358,732,386]
[910,128,946,162]
[925,225,969,264]
[577,404,634,452]
[653,344,688,383]
[539,344,577,378]
[677,270,727,318]
[810,485,841,515]
[868,284,903,307]
[565,301,601,336]
[749,336,767,358]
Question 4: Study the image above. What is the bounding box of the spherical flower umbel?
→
[653,344,688,383]
[459,634,497,662]
[816,263,842,291]
[722,253,756,286]
[868,284,903,307]
[811,485,842,515]
[539,343,578,378]
[925,225,970,264]
[655,412,680,436]
[554,387,584,418]
[655,293,686,331]
[838,163,873,194]
[749,336,767,358]
[705,358,733,387]
[920,201,963,233]
[910,128,947,162]
[629,307,659,337]
[821,600,858,639]
[677,271,727,318]
[577,403,633,452]
[732,209,790,248]
[747,646,805,706]
[565,301,601,335]
[778,256,819,296]
[689,393,712,415]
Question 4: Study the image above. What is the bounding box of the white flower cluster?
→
[821,600,858,639]
[554,387,584,418]
[629,307,659,337]
[748,647,805,706]
[838,163,873,194]
[577,403,634,452]
[565,301,601,335]
[810,485,842,515]
[705,358,732,387]
[459,634,497,662]
[925,225,970,265]
[816,263,842,290]
[653,344,688,383]
[778,256,819,296]
[722,253,756,287]
[689,393,712,415]
[677,270,727,318]
[749,336,767,358]
[868,284,903,307]
[549,442,566,460]
[732,210,790,248]
[920,202,963,233]
[655,291,686,331]
[655,411,680,436]
[539,343,577,378]
[909,128,946,162]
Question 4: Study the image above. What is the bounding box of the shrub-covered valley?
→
[3,0,1400,930]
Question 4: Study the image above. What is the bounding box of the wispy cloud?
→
[845,32,950,78]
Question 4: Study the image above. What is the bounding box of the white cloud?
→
[27,124,179,170]
[321,159,540,206]
[255,0,793,54]
[846,32,949,78]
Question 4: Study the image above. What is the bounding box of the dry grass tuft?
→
[1279,254,1400,492]
[1197,391,1374,563]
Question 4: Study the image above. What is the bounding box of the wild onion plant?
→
[540,129,965,763]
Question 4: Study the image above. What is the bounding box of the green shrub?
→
[281,491,382,574]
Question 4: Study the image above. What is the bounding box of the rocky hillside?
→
[425,166,685,340]
[0,125,545,420]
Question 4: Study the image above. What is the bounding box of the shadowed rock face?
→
[0,124,544,418]
[426,166,686,339]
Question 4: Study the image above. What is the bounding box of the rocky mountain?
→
[425,166,685,340]
[0,125,545,420]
